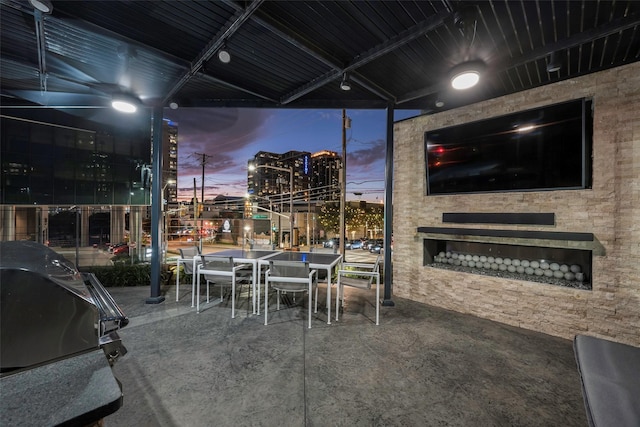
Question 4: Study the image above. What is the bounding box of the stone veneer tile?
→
[393,62,640,347]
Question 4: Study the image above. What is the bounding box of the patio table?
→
[259,252,342,325]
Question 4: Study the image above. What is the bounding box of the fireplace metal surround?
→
[418,226,596,290]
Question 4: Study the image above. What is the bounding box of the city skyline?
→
[163,108,419,203]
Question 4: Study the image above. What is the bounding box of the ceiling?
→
[1,0,639,124]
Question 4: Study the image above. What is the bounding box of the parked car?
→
[370,241,384,254]
[347,239,363,250]
[363,239,381,251]
[112,244,129,255]
[108,242,127,253]
[323,238,340,248]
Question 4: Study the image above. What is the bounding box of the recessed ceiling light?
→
[29,0,53,13]
[435,100,445,108]
[111,93,140,113]
[450,60,485,90]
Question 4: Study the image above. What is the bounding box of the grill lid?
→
[0,241,127,374]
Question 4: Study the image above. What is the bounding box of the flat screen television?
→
[424,98,593,195]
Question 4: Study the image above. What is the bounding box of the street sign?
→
[252,214,268,219]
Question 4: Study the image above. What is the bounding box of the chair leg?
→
[314,284,318,313]
[308,285,312,329]
[264,280,269,326]
[206,279,210,304]
[335,283,341,321]
[175,263,180,302]
[375,278,380,326]
[231,278,236,319]
[276,289,281,311]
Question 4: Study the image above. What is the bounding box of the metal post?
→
[382,104,395,306]
[339,109,347,258]
[147,106,165,304]
[289,167,294,248]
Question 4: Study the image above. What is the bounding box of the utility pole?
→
[339,109,350,258]
[194,152,212,250]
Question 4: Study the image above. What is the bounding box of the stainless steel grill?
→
[0,241,128,375]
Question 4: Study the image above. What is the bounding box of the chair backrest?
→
[200,255,235,284]
[179,246,200,259]
[268,261,313,292]
[202,255,234,272]
[270,260,310,279]
[179,246,200,274]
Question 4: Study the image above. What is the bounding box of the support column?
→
[81,206,91,247]
[39,206,49,245]
[382,105,395,306]
[0,205,16,241]
[147,106,165,304]
[111,206,126,244]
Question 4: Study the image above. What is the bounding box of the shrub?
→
[81,264,172,287]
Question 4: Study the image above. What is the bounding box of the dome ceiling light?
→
[217,42,231,64]
[111,93,140,113]
[29,0,53,13]
[450,60,485,90]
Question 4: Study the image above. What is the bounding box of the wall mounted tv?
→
[424,98,593,195]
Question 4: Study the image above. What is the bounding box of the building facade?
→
[0,109,178,248]
[162,119,178,203]
[247,150,341,205]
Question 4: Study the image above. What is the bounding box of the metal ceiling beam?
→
[498,13,640,71]
[396,13,640,106]
[223,0,341,70]
[280,9,452,105]
[224,0,397,103]
[197,73,278,103]
[223,0,396,102]
[33,10,48,93]
[162,0,265,105]
[396,82,443,106]
[350,75,396,102]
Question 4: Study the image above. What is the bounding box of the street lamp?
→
[248,164,294,248]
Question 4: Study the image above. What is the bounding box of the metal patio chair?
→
[196,255,251,317]
[335,254,381,325]
[264,260,318,329]
[177,246,201,305]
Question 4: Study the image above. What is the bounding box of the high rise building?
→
[247,150,341,206]
[247,151,311,206]
[310,150,341,202]
[162,119,178,202]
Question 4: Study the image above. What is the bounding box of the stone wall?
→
[393,62,640,346]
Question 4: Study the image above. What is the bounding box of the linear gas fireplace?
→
[418,227,594,290]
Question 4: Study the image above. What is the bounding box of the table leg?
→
[196,268,201,313]
[252,262,257,315]
[326,266,332,325]
[175,260,181,302]
[190,258,197,308]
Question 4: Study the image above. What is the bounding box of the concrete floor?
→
[104,281,588,427]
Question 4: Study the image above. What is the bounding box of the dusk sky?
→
[163,108,420,203]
